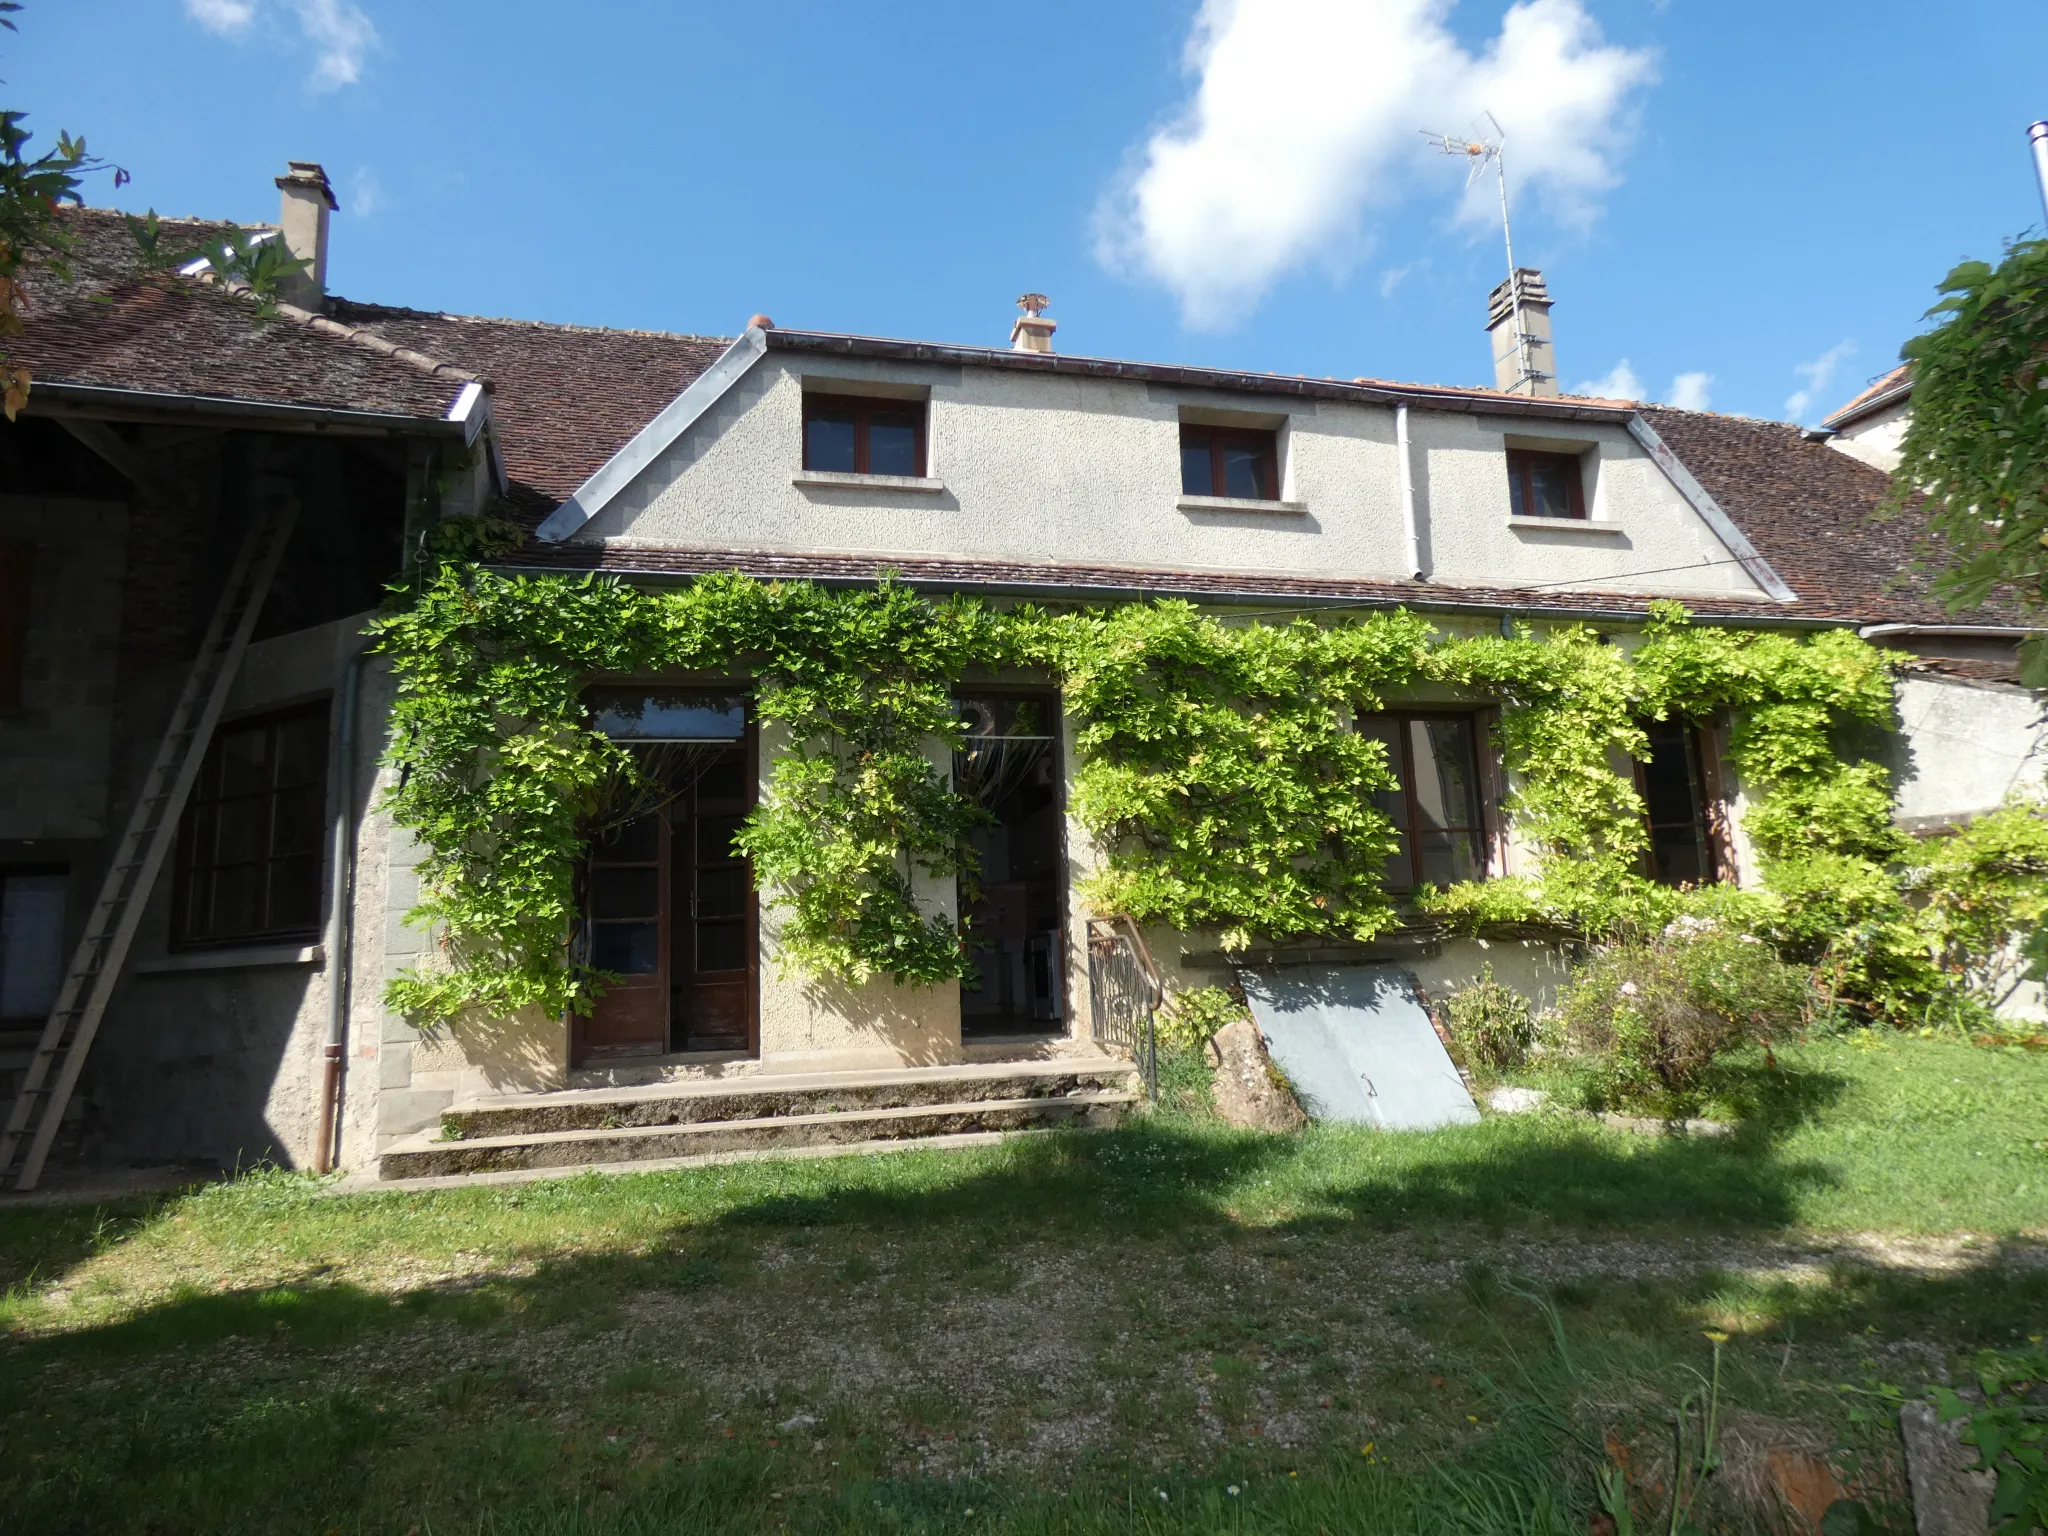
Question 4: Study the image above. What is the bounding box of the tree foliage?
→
[1892,237,2048,681]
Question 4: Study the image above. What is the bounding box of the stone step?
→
[381,1089,1136,1181]
[440,1057,1141,1141]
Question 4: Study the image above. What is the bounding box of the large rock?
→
[1207,1019,1307,1132]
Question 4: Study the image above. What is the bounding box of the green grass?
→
[0,1033,2044,1534]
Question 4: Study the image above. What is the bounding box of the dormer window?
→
[803,393,926,477]
[1181,424,1278,501]
[1505,448,1586,520]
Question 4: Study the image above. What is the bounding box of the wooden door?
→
[670,749,756,1053]
[581,813,671,1058]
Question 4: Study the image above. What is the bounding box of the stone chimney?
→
[1010,293,1056,354]
[1485,268,1557,396]
[274,161,337,305]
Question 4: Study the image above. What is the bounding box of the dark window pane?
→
[267,854,321,928]
[594,815,660,864]
[1408,718,1478,833]
[696,920,747,972]
[697,866,747,919]
[1529,460,1578,518]
[1220,440,1268,499]
[1649,825,1709,885]
[592,921,660,974]
[1384,841,1416,891]
[695,756,747,803]
[804,409,857,472]
[215,806,266,864]
[218,730,270,796]
[867,414,918,476]
[274,716,327,785]
[698,815,745,863]
[1414,831,1484,887]
[211,864,260,937]
[1508,466,1530,520]
[1181,436,1213,495]
[593,866,661,919]
[270,787,325,856]
[1640,723,1700,825]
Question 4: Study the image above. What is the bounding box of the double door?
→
[579,749,756,1061]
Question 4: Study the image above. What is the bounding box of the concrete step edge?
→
[472,1055,1139,1113]
[338,1126,1078,1196]
[388,1090,1139,1157]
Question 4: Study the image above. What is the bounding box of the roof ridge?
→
[187,268,484,389]
[329,296,730,346]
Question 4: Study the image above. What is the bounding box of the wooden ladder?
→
[0,497,300,1191]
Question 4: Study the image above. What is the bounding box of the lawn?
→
[1,1033,2043,1534]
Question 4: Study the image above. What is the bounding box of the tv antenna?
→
[1421,112,1538,390]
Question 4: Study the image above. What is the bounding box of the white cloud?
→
[1576,358,1643,400]
[1098,0,1656,328]
[1784,340,1855,423]
[296,0,377,92]
[183,0,379,90]
[185,0,255,34]
[1379,262,1418,298]
[348,166,383,217]
[1668,370,1713,411]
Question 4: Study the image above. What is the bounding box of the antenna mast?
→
[1421,113,1536,390]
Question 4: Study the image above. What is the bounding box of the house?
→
[1,166,2039,1188]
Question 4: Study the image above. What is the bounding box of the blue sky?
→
[16,1,2048,424]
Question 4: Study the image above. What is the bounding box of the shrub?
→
[1441,963,1536,1074]
[1553,921,1813,1114]
[1155,984,1248,1051]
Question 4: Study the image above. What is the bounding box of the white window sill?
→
[793,471,946,493]
[1507,515,1625,534]
[1177,495,1307,515]
[132,943,324,975]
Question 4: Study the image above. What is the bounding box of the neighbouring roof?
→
[19,210,475,426]
[1821,364,1912,431]
[323,299,729,507]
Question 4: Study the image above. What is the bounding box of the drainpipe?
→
[315,642,370,1175]
[2030,121,2048,227]
[1397,403,1423,580]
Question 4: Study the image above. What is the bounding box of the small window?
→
[1638,719,1716,886]
[1180,424,1278,500]
[0,868,66,1020]
[173,704,328,948]
[802,393,926,477]
[1355,712,1487,890]
[1506,449,1586,520]
[0,540,30,710]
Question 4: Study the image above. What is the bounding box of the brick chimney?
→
[274,161,337,305]
[1010,292,1056,354]
[1485,268,1556,396]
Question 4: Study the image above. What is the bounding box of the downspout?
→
[315,642,370,1175]
[1397,403,1423,580]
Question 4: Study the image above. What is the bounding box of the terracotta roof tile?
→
[1821,363,1911,429]
[18,209,467,421]
[323,299,730,501]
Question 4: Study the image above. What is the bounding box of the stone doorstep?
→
[563,1050,1127,1095]
[333,1127,1058,1196]
[444,1057,1143,1138]
[379,1090,1139,1180]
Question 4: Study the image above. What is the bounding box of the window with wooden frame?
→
[1505,448,1587,520]
[0,540,30,710]
[1180,424,1279,500]
[172,704,328,948]
[1355,711,1487,890]
[1637,718,1718,886]
[802,393,926,477]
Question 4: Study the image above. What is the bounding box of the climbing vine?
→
[371,569,1974,1029]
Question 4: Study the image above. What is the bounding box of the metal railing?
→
[1085,916,1163,1100]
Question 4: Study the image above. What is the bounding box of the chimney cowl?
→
[1010,292,1056,354]
[746,313,775,330]
[273,160,336,306]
